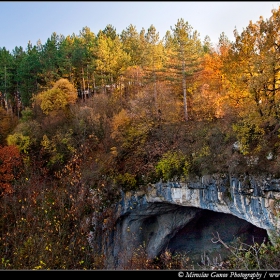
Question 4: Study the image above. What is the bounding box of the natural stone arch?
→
[109,203,269,269]
[97,175,280,269]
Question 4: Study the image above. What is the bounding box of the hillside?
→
[1,9,280,269]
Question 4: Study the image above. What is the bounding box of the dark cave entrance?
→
[164,209,269,264]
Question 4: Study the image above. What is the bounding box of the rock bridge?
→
[101,174,280,269]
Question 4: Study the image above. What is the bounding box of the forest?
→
[1,7,280,270]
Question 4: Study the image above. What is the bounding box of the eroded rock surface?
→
[97,175,280,269]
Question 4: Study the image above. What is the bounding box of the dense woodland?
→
[1,7,280,269]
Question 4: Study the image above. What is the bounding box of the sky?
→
[1,1,280,52]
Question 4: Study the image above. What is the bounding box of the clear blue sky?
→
[1,1,279,52]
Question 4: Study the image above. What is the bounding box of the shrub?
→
[155,150,190,181]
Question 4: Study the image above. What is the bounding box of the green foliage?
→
[96,32,131,85]
[17,44,43,107]
[6,120,42,155]
[155,150,190,181]
[114,172,137,191]
[232,120,264,155]
[20,107,34,122]
[40,130,76,168]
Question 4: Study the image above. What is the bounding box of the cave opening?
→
[163,209,269,265]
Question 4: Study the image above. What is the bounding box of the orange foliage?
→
[0,145,23,196]
[191,52,225,120]
[192,36,233,121]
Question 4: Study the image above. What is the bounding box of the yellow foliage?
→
[37,88,68,115]
[111,109,131,140]
[52,78,77,105]
[6,133,31,154]
[41,134,54,152]
[34,78,77,115]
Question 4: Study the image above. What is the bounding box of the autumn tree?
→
[96,30,130,93]
[33,78,77,116]
[0,145,22,196]
[223,8,280,156]
[192,33,231,121]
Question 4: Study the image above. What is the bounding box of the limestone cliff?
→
[91,174,280,269]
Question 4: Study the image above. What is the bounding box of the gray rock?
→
[90,174,280,269]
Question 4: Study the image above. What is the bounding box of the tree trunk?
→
[182,59,188,122]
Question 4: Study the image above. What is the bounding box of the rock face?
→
[99,175,280,269]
